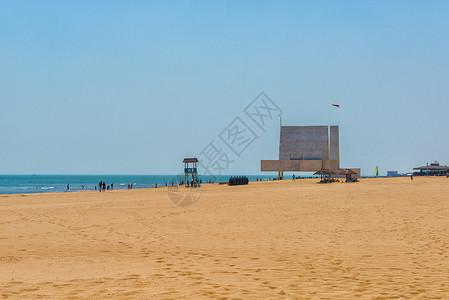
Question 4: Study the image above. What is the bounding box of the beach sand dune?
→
[1,177,449,298]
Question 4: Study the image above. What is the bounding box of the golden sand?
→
[1,177,448,298]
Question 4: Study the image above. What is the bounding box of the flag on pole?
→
[375,165,379,177]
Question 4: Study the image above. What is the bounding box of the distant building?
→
[260,125,360,178]
[387,170,399,177]
[413,161,448,176]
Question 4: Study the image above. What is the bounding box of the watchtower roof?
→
[183,158,198,163]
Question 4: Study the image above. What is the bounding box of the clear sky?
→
[1,1,448,176]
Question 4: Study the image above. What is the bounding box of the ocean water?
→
[0,175,282,195]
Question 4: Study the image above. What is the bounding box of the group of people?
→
[66,177,238,192]
[66,184,86,190]
[173,179,202,187]
[98,181,113,192]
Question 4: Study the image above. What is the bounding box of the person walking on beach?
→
[411,175,414,181]
[99,181,102,192]
[111,183,113,190]
[67,184,69,190]
[102,182,106,191]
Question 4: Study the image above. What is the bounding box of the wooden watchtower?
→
[183,158,198,187]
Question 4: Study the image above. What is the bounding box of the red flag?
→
[332,104,340,107]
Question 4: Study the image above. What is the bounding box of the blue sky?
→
[1,1,448,175]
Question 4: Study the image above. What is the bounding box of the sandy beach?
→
[1,177,448,299]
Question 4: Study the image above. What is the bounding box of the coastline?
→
[0,174,281,195]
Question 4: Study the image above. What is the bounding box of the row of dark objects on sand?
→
[228,176,249,186]
[317,177,359,183]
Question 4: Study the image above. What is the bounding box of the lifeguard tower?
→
[183,158,198,187]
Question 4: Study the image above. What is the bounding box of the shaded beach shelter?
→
[339,168,357,182]
[313,169,336,182]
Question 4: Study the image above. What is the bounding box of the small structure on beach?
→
[387,170,399,177]
[339,169,358,182]
[183,158,198,187]
[314,169,337,183]
[413,161,448,176]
